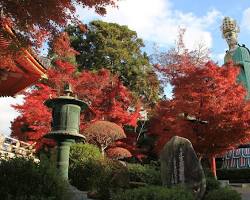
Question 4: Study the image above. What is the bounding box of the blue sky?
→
[74,0,250,64]
[172,0,250,61]
[1,0,250,135]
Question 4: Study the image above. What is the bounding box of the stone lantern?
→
[44,84,87,180]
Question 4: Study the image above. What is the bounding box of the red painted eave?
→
[0,24,47,97]
[0,72,40,96]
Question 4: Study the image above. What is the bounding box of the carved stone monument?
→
[160,136,206,200]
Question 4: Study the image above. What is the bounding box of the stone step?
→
[218,180,230,187]
[68,185,94,200]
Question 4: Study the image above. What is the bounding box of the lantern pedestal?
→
[56,139,74,180]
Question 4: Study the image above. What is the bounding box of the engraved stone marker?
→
[160,136,206,200]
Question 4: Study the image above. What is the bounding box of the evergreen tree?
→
[66,20,160,106]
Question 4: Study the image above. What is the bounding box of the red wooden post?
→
[210,156,217,179]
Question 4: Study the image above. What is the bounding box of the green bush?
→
[92,159,129,200]
[70,159,129,199]
[217,168,250,183]
[127,163,161,185]
[0,157,69,200]
[69,143,102,191]
[204,187,241,200]
[205,177,220,195]
[112,185,194,200]
[69,143,102,167]
[69,150,129,200]
[69,158,103,191]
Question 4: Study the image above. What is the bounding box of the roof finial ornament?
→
[63,82,73,96]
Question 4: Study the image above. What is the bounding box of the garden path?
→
[230,186,250,200]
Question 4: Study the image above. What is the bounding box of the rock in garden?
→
[160,136,206,200]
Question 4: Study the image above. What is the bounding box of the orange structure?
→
[0,24,46,96]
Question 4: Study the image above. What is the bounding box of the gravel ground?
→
[230,186,250,200]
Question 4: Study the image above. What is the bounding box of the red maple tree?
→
[150,61,250,172]
[0,0,118,47]
[83,121,126,155]
[106,147,132,160]
[11,33,140,150]
[150,30,250,176]
[11,62,139,149]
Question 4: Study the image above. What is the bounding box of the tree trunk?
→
[100,145,106,157]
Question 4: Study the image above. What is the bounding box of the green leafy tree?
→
[66,20,160,105]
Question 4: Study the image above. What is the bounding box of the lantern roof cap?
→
[44,83,88,110]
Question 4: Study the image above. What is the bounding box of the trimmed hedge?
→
[69,143,103,190]
[127,163,161,185]
[217,168,250,183]
[112,186,194,200]
[69,158,102,191]
[70,158,129,199]
[204,187,241,200]
[92,159,129,200]
[69,143,102,166]
[0,157,69,200]
[69,143,129,200]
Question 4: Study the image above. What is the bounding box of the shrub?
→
[0,157,69,200]
[106,147,132,160]
[204,187,241,200]
[93,159,129,200]
[69,159,102,191]
[83,121,126,155]
[127,163,161,185]
[112,185,194,200]
[69,143,102,191]
[69,143,102,166]
[205,177,220,194]
[69,152,129,200]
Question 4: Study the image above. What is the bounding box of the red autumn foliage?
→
[0,0,118,47]
[51,32,79,58]
[150,61,250,159]
[113,130,149,162]
[0,26,28,72]
[106,147,132,159]
[114,132,137,154]
[11,84,56,149]
[11,59,140,149]
[153,28,209,81]
[83,121,126,154]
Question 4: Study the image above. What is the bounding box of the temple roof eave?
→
[0,24,47,97]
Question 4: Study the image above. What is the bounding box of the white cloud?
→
[241,7,250,32]
[0,95,24,136]
[217,53,225,61]
[211,52,225,65]
[76,0,222,50]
